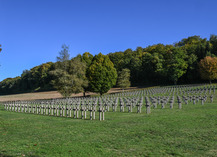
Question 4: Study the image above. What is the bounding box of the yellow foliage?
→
[199,56,217,82]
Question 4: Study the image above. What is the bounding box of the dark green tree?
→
[87,53,117,95]
[165,47,188,84]
[141,51,165,84]
[20,70,32,91]
[180,53,198,83]
[210,34,217,56]
[108,51,125,71]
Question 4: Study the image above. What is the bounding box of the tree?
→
[50,59,87,97]
[117,68,131,90]
[50,46,88,97]
[50,45,71,97]
[175,35,210,61]
[20,70,32,91]
[87,53,117,95]
[28,62,54,90]
[181,53,198,83]
[165,47,188,85]
[75,52,93,96]
[108,51,125,71]
[198,56,217,84]
[68,57,88,94]
[0,77,21,94]
[57,44,70,62]
[141,52,165,84]
[37,62,54,89]
[50,69,74,97]
[210,34,217,55]
[80,52,94,67]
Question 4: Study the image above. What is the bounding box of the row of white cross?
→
[4,104,105,121]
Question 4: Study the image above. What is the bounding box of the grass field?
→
[1,101,217,157]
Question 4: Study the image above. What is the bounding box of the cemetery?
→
[1,2,217,156]
[2,35,217,156]
[2,84,216,120]
[0,84,217,156]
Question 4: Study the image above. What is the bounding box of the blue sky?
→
[1,0,217,81]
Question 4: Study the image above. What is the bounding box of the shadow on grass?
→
[0,152,40,157]
[0,153,13,157]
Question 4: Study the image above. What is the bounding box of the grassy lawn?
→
[0,102,217,157]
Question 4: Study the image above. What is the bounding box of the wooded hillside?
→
[1,35,217,95]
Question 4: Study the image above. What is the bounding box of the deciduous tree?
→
[50,45,88,97]
[165,47,188,85]
[75,52,93,96]
[198,56,217,84]
[117,68,131,90]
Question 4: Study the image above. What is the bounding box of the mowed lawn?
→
[0,102,217,157]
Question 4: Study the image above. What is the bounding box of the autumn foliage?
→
[199,56,217,83]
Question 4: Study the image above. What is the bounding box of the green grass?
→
[0,102,217,157]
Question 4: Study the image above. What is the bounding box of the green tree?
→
[117,68,131,90]
[141,51,165,84]
[38,62,54,89]
[50,46,87,97]
[50,69,74,97]
[175,35,210,61]
[57,44,70,62]
[80,52,93,67]
[0,77,21,94]
[181,53,198,83]
[20,70,31,91]
[53,45,71,97]
[210,34,217,56]
[87,53,117,95]
[75,52,93,96]
[50,45,71,97]
[108,51,125,71]
[165,47,188,85]
[68,57,88,94]
[28,62,54,91]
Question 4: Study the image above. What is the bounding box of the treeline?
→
[1,35,217,95]
[0,62,55,94]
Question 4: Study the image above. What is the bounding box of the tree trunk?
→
[83,92,86,97]
[209,80,212,84]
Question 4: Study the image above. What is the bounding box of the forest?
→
[1,35,217,95]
